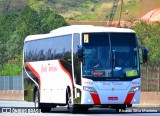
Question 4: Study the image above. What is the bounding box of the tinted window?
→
[82,32,140,79]
[24,35,72,64]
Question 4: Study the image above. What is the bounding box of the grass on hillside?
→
[1,0,160,21]
[115,0,160,21]
[63,0,160,21]
[61,1,114,20]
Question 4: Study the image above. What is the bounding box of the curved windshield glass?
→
[82,32,139,79]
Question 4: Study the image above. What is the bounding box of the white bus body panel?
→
[26,60,73,103]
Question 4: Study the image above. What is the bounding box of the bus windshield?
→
[82,32,139,79]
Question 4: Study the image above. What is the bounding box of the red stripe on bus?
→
[90,93,101,104]
[58,60,74,89]
[26,62,40,81]
[124,93,135,104]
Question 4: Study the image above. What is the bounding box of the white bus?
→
[23,25,148,113]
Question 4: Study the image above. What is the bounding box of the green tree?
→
[133,21,160,66]
[0,6,68,76]
[39,9,69,33]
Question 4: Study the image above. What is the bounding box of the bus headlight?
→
[129,86,140,92]
[83,86,97,93]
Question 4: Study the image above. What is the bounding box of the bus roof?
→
[24,25,136,42]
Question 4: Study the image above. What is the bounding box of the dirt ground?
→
[140,8,160,22]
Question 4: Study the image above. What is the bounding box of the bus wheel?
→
[35,91,40,109]
[34,91,51,112]
[70,105,78,113]
[67,92,78,113]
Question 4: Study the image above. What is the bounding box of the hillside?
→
[1,0,160,21]
[29,0,160,21]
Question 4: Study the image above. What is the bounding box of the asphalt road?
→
[0,101,159,116]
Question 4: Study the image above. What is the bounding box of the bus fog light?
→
[83,86,97,93]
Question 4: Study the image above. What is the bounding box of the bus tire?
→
[34,90,51,112]
[70,105,78,113]
[35,90,40,109]
[67,90,78,113]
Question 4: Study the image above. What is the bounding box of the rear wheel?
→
[34,91,40,109]
[34,91,51,112]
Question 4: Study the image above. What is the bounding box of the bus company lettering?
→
[103,82,123,85]
[112,82,123,85]
[103,82,110,85]
[84,81,94,85]
[41,64,57,73]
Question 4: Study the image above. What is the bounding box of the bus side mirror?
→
[77,45,83,61]
[142,47,148,63]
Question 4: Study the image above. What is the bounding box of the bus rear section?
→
[23,33,74,112]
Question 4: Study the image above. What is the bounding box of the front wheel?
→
[69,105,79,113]
[67,94,88,113]
[67,91,79,113]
